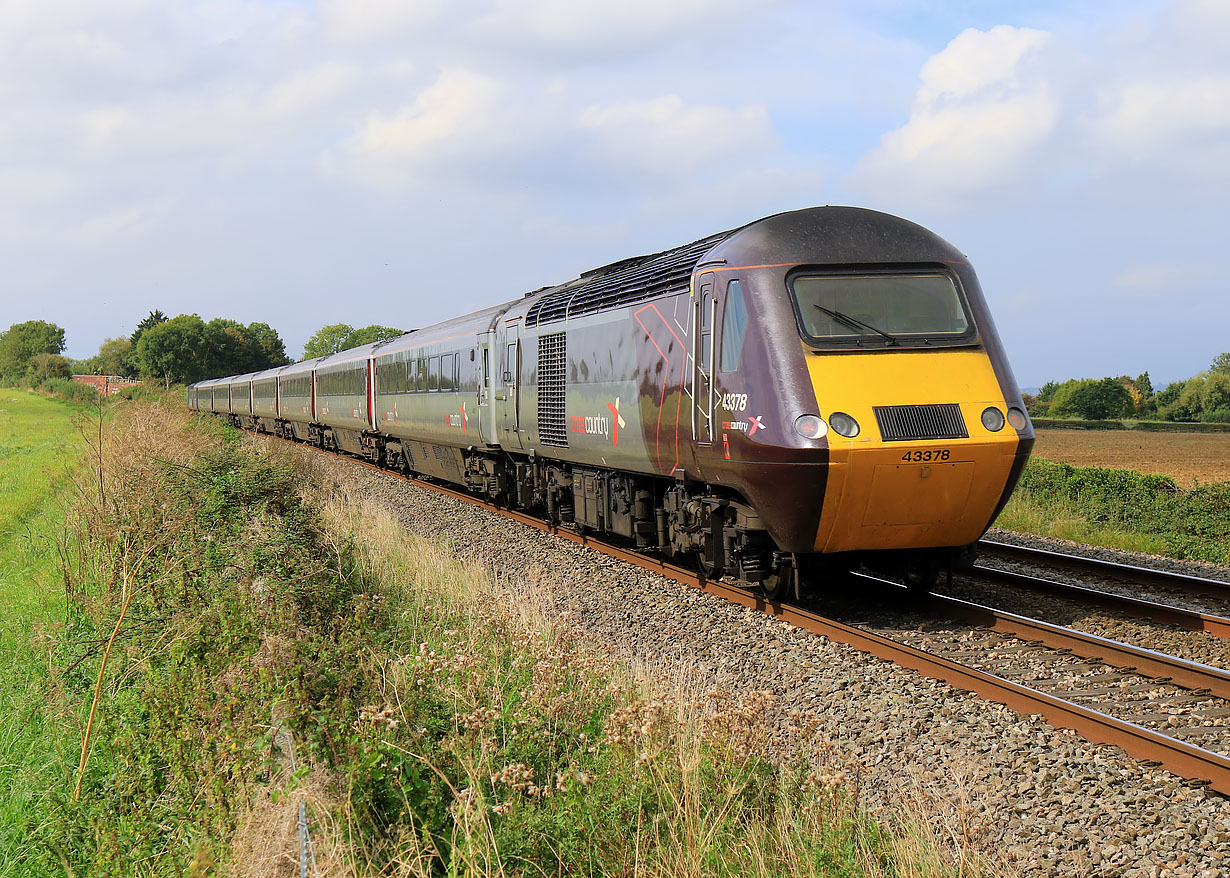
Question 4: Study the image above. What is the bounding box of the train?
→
[188,206,1034,599]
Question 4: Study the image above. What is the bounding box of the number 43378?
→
[902,449,950,462]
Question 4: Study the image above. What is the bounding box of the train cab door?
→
[692,273,716,445]
[476,332,497,445]
[498,322,524,451]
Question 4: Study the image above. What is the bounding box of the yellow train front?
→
[695,207,1034,594]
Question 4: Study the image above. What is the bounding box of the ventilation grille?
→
[525,229,735,326]
[538,332,568,447]
[873,403,968,442]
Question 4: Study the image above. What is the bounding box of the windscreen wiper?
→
[814,304,899,345]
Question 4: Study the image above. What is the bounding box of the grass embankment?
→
[6,396,1000,874]
[0,391,92,874]
[995,458,1230,564]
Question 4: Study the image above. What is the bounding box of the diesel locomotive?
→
[189,206,1034,598]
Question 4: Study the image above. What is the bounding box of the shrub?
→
[39,377,103,405]
[1013,458,1230,563]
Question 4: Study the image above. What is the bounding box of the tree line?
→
[1026,352,1230,423]
[1,315,404,388]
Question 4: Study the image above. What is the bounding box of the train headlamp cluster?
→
[793,412,860,439]
[981,406,1030,432]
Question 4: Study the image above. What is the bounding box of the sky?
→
[2,0,1228,389]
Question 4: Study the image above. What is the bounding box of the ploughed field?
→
[1032,428,1230,486]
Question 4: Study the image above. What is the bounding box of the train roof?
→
[314,340,394,370]
[278,356,326,378]
[522,206,965,327]
[372,302,511,357]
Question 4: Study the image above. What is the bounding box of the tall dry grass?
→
[318,488,1016,878]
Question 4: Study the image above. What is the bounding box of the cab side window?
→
[720,280,749,372]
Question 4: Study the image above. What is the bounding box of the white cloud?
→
[77,62,368,158]
[320,68,559,188]
[71,200,170,248]
[850,25,1056,208]
[1091,75,1230,174]
[578,96,776,174]
[318,0,443,45]
[473,0,759,56]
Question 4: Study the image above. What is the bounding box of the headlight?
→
[829,412,860,438]
[981,406,1005,432]
[794,414,828,439]
[1007,407,1028,430]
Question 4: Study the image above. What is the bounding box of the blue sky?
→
[2,0,1226,388]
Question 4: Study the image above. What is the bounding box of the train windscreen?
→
[789,273,975,348]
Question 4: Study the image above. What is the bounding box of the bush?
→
[1013,458,1230,563]
[1048,377,1134,420]
[1202,408,1230,424]
[38,377,103,405]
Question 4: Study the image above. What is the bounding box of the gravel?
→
[312,455,1230,877]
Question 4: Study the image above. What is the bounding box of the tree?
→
[302,324,355,360]
[1155,380,1185,413]
[26,353,71,383]
[134,314,209,386]
[96,337,135,376]
[245,322,292,371]
[203,318,250,377]
[1048,377,1134,420]
[1211,352,1230,374]
[130,310,168,351]
[0,320,67,381]
[1036,380,1061,403]
[302,323,404,360]
[1162,375,1206,422]
[345,325,403,347]
[1202,371,1230,415]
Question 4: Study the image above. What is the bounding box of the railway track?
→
[978,539,1230,601]
[962,563,1230,638]
[267,435,1230,796]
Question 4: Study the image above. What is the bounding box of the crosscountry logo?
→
[607,397,626,447]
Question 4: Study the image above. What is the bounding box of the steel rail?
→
[966,564,1230,638]
[979,539,1230,600]
[265,437,1230,795]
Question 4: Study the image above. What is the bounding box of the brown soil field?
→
[1031,429,1230,486]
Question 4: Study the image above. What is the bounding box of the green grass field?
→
[0,391,87,875]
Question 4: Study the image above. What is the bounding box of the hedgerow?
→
[1012,458,1230,563]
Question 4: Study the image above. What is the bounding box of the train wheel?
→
[695,546,723,580]
[761,555,799,603]
[903,557,940,595]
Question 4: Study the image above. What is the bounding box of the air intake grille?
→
[538,332,568,447]
[525,229,735,326]
[873,403,968,442]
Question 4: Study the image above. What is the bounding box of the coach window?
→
[428,356,440,391]
[445,351,460,391]
[720,280,748,372]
